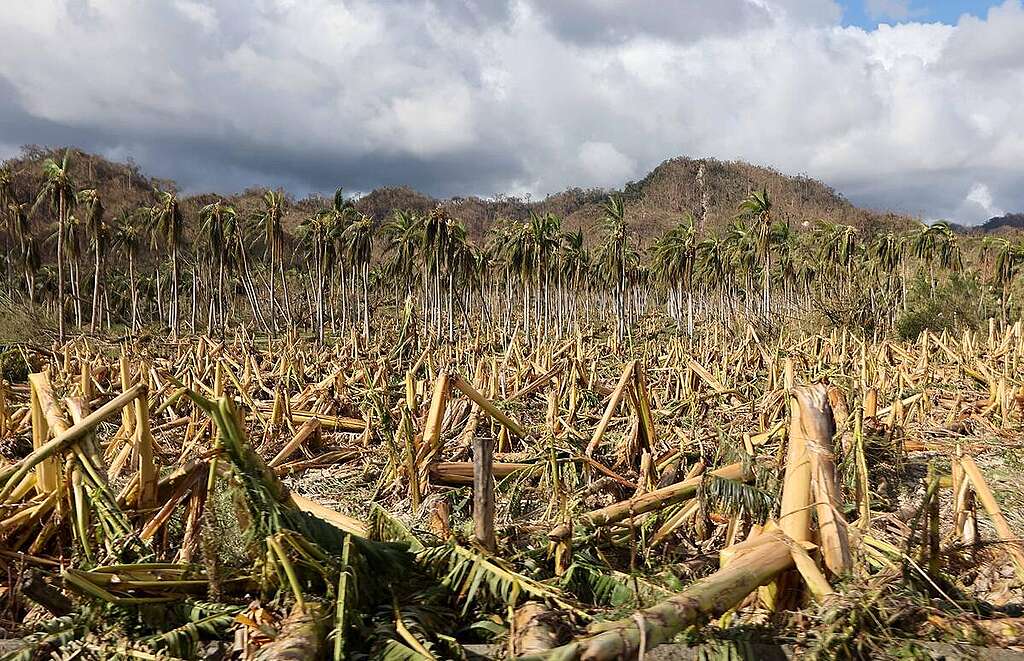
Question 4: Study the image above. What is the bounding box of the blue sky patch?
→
[841,0,1003,28]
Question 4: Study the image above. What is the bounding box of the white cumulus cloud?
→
[0,0,1020,225]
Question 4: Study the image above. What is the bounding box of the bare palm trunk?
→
[24,267,35,309]
[268,241,277,334]
[171,243,180,338]
[155,265,163,326]
[239,247,269,333]
[56,198,66,341]
[279,256,292,331]
[90,245,101,333]
[362,262,370,340]
[447,269,454,341]
[340,266,349,331]
[127,252,138,332]
[72,253,83,327]
[190,262,198,333]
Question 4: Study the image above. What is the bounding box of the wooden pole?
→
[473,433,496,552]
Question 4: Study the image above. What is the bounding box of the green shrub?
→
[895,273,997,340]
[0,347,31,383]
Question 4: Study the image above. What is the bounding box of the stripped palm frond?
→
[699,475,776,524]
[0,613,89,661]
[560,561,635,607]
[420,542,586,617]
[368,503,427,552]
[146,602,243,657]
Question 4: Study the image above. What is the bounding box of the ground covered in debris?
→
[2,324,1024,659]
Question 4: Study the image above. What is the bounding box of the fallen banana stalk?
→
[0,384,148,500]
[517,531,796,660]
[577,462,749,529]
[793,384,852,576]
[429,461,534,485]
[452,374,532,436]
[959,455,1024,577]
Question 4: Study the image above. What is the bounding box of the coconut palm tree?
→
[381,209,423,323]
[50,211,86,327]
[298,208,336,341]
[32,150,76,340]
[737,188,774,311]
[0,168,18,288]
[7,201,38,307]
[421,207,457,339]
[77,189,107,332]
[872,232,904,275]
[200,200,238,332]
[321,189,358,333]
[485,220,517,336]
[986,236,1024,320]
[341,213,375,340]
[815,221,857,271]
[254,190,287,332]
[0,168,15,216]
[558,228,590,332]
[911,220,961,291]
[501,220,535,337]
[867,231,907,315]
[694,235,733,325]
[443,220,475,339]
[111,209,145,332]
[528,212,561,335]
[813,220,859,301]
[150,188,185,337]
[652,215,697,332]
[724,220,758,309]
[595,196,630,341]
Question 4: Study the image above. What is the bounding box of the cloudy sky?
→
[0,0,1021,224]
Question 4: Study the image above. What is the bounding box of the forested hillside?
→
[2,147,910,248]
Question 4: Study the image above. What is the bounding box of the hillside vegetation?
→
[2,146,909,245]
[982,213,1024,233]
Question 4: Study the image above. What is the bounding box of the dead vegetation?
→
[1,320,1024,660]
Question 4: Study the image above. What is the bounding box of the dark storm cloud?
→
[522,0,842,46]
[0,0,1022,224]
[0,70,523,199]
[527,0,770,45]
[131,136,527,200]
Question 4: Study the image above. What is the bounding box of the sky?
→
[0,1,1021,225]
[842,0,1003,28]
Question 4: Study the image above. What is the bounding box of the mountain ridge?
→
[2,146,919,244]
[980,213,1024,233]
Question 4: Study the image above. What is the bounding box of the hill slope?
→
[2,147,913,245]
[981,213,1024,233]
